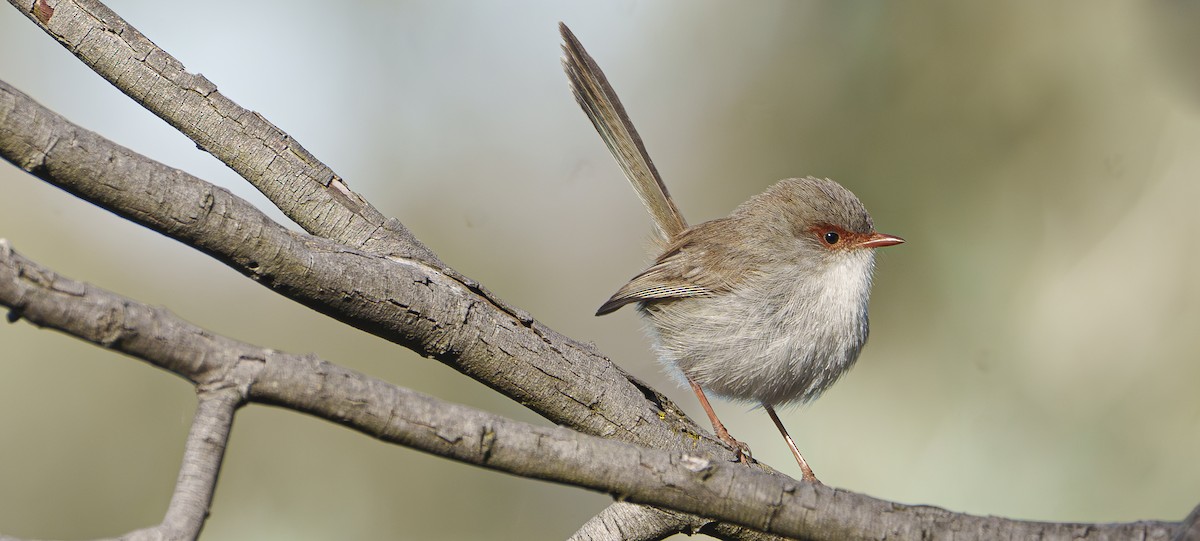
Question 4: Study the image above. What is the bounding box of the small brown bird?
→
[561,24,903,482]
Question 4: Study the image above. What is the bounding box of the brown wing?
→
[596,220,752,315]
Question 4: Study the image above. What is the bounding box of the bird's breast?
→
[642,250,877,405]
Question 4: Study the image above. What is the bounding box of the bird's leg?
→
[764,404,819,483]
[686,377,751,463]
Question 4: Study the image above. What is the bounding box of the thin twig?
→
[131,390,242,541]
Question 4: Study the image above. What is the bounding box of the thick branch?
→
[0,78,715,458]
[0,273,248,541]
[1,1,1194,539]
[0,241,1184,541]
[6,0,434,264]
[6,0,540,352]
[1,240,795,536]
[2,0,751,535]
[0,70,757,538]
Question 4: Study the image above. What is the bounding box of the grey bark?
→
[0,237,1183,541]
[0,1,1196,540]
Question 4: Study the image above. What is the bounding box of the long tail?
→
[560,23,687,241]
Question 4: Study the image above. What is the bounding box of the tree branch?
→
[0,390,237,541]
[151,389,240,540]
[0,77,716,459]
[7,0,435,265]
[0,61,750,536]
[3,1,760,535]
[571,502,801,541]
[572,503,707,541]
[1173,503,1200,541]
[1,1,1196,539]
[0,240,1185,541]
[7,0,544,382]
[0,241,819,540]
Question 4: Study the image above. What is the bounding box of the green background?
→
[2,1,1199,539]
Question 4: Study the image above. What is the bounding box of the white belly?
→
[641,250,875,406]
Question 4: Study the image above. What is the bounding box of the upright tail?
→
[560,23,687,241]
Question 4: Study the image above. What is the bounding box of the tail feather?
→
[560,23,687,241]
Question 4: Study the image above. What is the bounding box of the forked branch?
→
[1,1,1196,540]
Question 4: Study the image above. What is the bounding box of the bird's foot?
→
[713,423,752,464]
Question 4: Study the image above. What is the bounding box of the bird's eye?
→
[823,231,840,245]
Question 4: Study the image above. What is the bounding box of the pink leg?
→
[686,377,751,463]
[764,404,819,483]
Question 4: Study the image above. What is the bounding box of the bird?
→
[560,23,903,482]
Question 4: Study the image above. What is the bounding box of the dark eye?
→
[823,231,840,245]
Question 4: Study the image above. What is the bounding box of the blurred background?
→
[2,1,1199,539]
